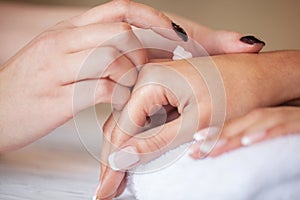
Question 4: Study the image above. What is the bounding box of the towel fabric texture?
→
[126,134,300,200]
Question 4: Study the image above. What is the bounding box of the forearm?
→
[214,50,300,119]
[0,2,86,64]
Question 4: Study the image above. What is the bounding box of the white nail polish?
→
[108,146,140,171]
[193,126,220,142]
[92,196,99,200]
[241,131,265,146]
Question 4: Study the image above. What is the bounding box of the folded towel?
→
[125,134,300,200]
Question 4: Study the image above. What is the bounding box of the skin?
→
[97,50,300,199]
[0,0,185,152]
[190,106,300,159]
[0,0,266,198]
[0,1,264,64]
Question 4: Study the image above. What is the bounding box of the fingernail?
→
[172,21,188,42]
[108,146,140,171]
[193,126,220,142]
[92,196,99,200]
[240,35,266,46]
[241,131,265,146]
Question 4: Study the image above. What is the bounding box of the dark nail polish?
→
[172,21,188,42]
[240,35,266,46]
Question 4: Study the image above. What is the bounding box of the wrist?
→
[212,51,300,119]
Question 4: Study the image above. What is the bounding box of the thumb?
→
[108,116,195,171]
[204,30,266,55]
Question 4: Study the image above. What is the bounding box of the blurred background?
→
[2,0,300,51]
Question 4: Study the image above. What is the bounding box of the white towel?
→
[124,134,300,200]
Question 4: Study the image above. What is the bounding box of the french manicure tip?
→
[108,146,140,171]
[241,136,251,146]
[108,152,120,171]
[193,132,206,142]
[172,21,188,42]
[92,196,99,200]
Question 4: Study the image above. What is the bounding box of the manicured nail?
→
[92,196,99,200]
[241,131,266,146]
[193,126,220,142]
[172,21,188,42]
[240,35,265,46]
[108,146,140,171]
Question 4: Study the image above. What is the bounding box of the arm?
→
[0,0,185,152]
[97,50,300,199]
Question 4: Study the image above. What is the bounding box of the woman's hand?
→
[163,13,266,55]
[189,106,300,159]
[0,0,186,152]
[95,51,300,199]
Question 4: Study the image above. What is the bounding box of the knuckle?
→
[34,30,60,50]
[112,0,131,10]
[118,22,132,32]
[155,9,166,19]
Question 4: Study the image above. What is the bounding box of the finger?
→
[267,120,300,137]
[107,117,197,171]
[222,109,268,138]
[100,114,116,181]
[201,31,265,55]
[96,88,172,199]
[115,174,127,197]
[59,23,147,66]
[211,121,300,157]
[97,113,128,200]
[65,46,138,86]
[69,79,131,114]
[70,0,186,41]
[190,115,299,159]
[97,169,126,199]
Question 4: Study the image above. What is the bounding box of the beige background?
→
[4,0,300,51]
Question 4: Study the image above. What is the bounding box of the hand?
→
[189,106,300,159]
[164,12,266,55]
[0,2,266,64]
[0,0,185,152]
[96,51,300,199]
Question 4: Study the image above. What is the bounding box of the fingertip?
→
[208,31,265,54]
[188,143,202,160]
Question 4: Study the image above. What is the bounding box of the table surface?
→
[0,106,135,200]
